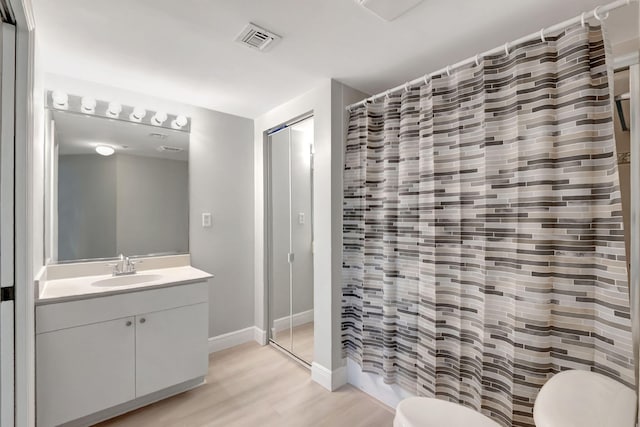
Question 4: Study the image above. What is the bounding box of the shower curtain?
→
[342,24,634,427]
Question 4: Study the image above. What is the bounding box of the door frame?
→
[264,112,314,367]
[626,56,640,424]
[7,0,36,425]
[0,20,16,427]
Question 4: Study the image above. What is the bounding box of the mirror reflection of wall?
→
[46,95,190,263]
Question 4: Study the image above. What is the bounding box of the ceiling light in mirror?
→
[81,96,96,113]
[130,106,146,122]
[152,111,168,126]
[52,91,68,109]
[95,145,115,156]
[172,115,188,129]
[106,102,122,118]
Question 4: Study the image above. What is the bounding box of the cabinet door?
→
[36,317,136,427]
[135,303,208,397]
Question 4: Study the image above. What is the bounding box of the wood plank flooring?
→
[273,321,314,364]
[96,341,395,427]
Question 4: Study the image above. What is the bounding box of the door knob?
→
[126,320,132,327]
[140,318,146,324]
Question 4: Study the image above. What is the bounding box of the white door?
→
[0,22,15,427]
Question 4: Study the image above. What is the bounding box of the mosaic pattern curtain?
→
[342,24,634,427]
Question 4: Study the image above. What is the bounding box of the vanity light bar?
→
[45,90,191,133]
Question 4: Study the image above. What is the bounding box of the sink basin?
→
[92,274,163,288]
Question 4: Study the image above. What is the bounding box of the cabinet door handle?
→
[126,320,132,327]
[139,318,146,324]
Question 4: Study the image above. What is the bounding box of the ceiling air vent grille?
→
[158,146,184,153]
[235,23,281,52]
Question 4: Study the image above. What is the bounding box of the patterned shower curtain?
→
[342,24,634,427]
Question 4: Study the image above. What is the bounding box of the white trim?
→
[629,61,640,426]
[311,361,347,391]
[254,327,267,345]
[0,22,16,427]
[270,309,314,335]
[11,0,36,424]
[346,358,411,409]
[0,302,14,427]
[614,51,640,70]
[208,326,265,354]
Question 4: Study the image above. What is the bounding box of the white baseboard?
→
[271,309,314,336]
[346,358,412,409]
[254,327,267,345]
[208,326,265,353]
[311,362,347,391]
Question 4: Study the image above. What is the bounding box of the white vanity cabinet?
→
[36,316,137,427]
[36,281,209,427]
[135,303,208,396]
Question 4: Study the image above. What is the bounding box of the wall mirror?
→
[44,91,191,263]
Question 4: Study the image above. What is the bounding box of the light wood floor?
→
[273,321,314,363]
[96,341,395,427]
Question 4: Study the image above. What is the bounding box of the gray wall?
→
[116,154,189,256]
[189,107,255,337]
[58,154,117,260]
[44,74,255,338]
[57,153,189,261]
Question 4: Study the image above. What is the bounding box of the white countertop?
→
[37,265,213,305]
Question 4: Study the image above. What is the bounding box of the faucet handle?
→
[106,262,120,275]
[129,259,141,272]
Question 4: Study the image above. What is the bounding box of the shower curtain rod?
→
[346,0,639,111]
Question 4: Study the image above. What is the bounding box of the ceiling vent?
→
[157,145,184,153]
[355,0,425,22]
[148,132,168,140]
[235,23,281,52]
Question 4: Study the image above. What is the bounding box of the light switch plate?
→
[202,212,212,228]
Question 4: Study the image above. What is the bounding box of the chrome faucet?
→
[108,254,140,276]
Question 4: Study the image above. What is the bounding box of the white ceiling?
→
[33,0,639,119]
[54,110,189,161]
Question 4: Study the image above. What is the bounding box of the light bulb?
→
[81,97,96,113]
[107,102,122,117]
[171,114,188,129]
[52,91,68,108]
[95,145,115,156]
[152,111,168,126]
[130,106,146,122]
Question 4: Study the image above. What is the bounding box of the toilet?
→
[393,370,637,427]
[533,370,636,427]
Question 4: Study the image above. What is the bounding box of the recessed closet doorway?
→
[266,115,314,365]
